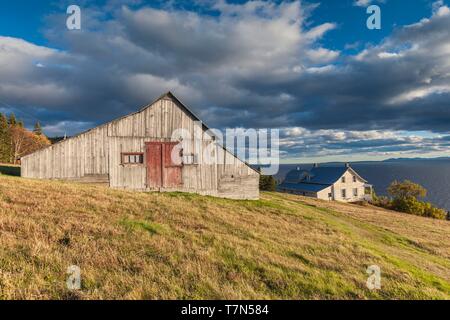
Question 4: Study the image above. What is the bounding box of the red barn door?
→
[162,142,183,188]
[146,142,163,188]
[146,142,182,189]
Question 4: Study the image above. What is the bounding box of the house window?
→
[353,176,357,183]
[341,189,347,198]
[122,153,144,165]
[328,192,332,199]
[341,176,346,183]
[353,188,358,197]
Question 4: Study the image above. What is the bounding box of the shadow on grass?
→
[0,164,21,176]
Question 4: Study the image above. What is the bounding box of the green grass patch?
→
[120,218,169,235]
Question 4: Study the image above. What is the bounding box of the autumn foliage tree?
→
[387,180,427,200]
[0,113,51,164]
[10,125,51,164]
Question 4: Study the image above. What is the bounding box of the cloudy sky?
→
[0,0,449,163]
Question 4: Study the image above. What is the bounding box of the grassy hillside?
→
[0,173,449,299]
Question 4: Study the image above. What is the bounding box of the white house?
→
[278,164,372,202]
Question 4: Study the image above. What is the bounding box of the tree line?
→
[0,113,51,164]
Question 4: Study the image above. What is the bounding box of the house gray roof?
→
[278,164,368,194]
[308,167,349,184]
[278,182,330,193]
[283,169,309,183]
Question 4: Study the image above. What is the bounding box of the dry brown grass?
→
[0,173,449,300]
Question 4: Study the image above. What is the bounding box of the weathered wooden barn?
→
[21,92,260,200]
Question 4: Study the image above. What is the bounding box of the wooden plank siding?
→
[21,93,260,200]
[22,126,109,180]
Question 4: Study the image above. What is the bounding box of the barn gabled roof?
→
[22,92,194,156]
[138,91,212,133]
[160,92,259,174]
[22,91,260,174]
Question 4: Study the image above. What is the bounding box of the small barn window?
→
[122,153,144,165]
[353,188,358,197]
[183,154,198,165]
[341,177,346,183]
[353,176,357,183]
[341,189,347,198]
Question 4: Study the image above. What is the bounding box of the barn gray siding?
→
[21,125,109,180]
[21,93,259,200]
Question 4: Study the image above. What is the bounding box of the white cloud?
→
[354,0,372,7]
[0,36,57,77]
[436,5,450,17]
[354,0,385,7]
[42,121,94,136]
[377,51,402,59]
[279,127,449,160]
[306,48,340,63]
[389,85,450,104]
[125,74,202,104]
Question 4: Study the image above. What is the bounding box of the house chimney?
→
[313,163,319,168]
[345,162,350,168]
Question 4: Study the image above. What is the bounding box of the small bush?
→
[423,203,447,220]
[391,196,425,216]
[354,200,370,207]
[370,192,392,209]
[259,175,277,191]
